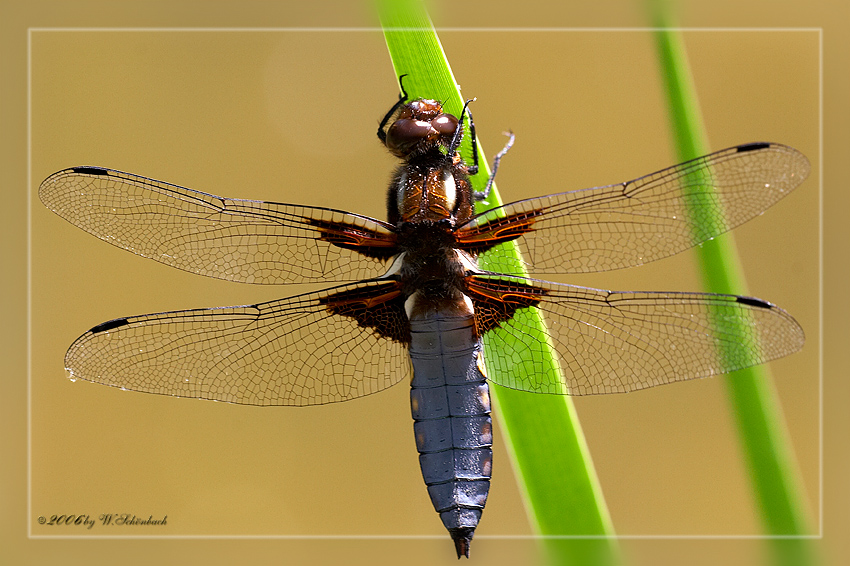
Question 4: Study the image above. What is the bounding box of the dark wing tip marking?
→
[736,142,772,153]
[89,317,130,333]
[70,166,110,175]
[736,296,772,309]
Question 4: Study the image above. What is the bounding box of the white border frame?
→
[27,26,824,541]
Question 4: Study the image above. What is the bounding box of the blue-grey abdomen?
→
[407,296,492,557]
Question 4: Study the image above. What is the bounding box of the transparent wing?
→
[39,167,398,284]
[460,143,809,274]
[64,281,411,406]
[469,275,805,395]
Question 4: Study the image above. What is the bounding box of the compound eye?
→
[386,118,432,154]
[431,113,459,135]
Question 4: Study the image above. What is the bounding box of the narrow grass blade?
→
[377,2,617,564]
[651,5,814,565]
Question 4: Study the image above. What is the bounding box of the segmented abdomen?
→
[408,300,492,551]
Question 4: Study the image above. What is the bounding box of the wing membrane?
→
[469,275,805,395]
[64,281,411,406]
[39,167,397,284]
[461,143,809,274]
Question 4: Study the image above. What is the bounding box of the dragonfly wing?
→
[459,143,809,274]
[467,274,804,395]
[39,167,398,284]
[64,280,411,406]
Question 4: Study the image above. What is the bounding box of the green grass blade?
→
[651,6,815,565]
[377,2,617,564]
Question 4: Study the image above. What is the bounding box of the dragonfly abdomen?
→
[408,302,492,558]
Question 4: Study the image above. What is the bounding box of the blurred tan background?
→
[4,1,847,566]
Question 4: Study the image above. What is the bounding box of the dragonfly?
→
[39,79,808,558]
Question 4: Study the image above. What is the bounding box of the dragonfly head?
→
[384,99,460,159]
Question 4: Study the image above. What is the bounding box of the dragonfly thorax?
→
[394,223,470,303]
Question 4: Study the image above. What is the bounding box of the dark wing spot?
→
[320,282,410,343]
[466,276,548,335]
[306,218,398,261]
[455,208,544,255]
[736,142,771,153]
[71,166,110,176]
[89,318,130,333]
[736,296,772,309]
